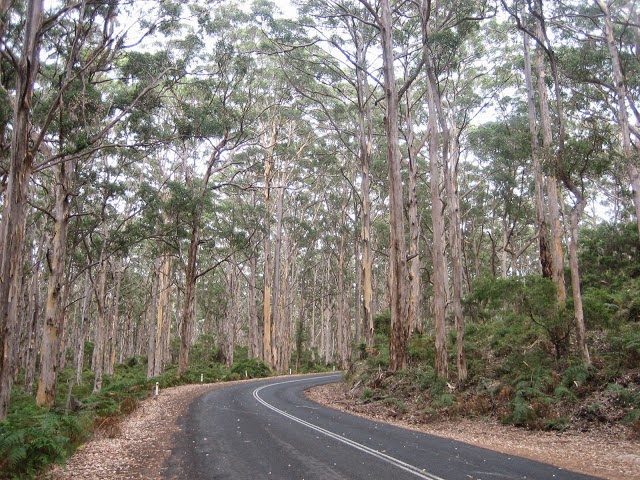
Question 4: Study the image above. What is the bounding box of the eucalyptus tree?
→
[295,0,383,348]
[501,0,595,365]
[592,0,640,238]
[0,0,47,420]
[157,3,263,376]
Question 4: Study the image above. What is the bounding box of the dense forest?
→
[0,0,639,475]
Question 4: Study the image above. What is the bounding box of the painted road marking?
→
[253,375,446,480]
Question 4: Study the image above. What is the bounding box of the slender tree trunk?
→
[262,123,277,368]
[380,0,409,372]
[355,29,375,348]
[523,33,552,277]
[539,8,590,365]
[25,228,45,393]
[595,0,640,239]
[354,216,362,345]
[248,238,261,359]
[501,221,509,278]
[147,255,171,377]
[75,270,91,385]
[222,261,237,367]
[311,266,318,358]
[535,23,566,306]
[36,161,71,405]
[336,195,350,369]
[160,274,172,370]
[178,225,199,376]
[446,127,467,385]
[104,260,123,376]
[568,197,591,365]
[147,260,160,379]
[92,249,108,393]
[404,85,423,336]
[427,75,448,379]
[271,172,285,371]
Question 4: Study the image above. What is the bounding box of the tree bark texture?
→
[446,127,467,385]
[523,32,552,278]
[380,0,409,372]
[36,159,73,406]
[355,27,375,348]
[427,76,448,379]
[178,225,199,376]
[262,122,277,368]
[535,24,566,306]
[92,249,108,393]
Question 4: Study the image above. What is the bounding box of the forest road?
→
[164,373,600,480]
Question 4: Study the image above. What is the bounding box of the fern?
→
[6,444,27,469]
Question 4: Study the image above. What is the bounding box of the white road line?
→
[253,375,446,480]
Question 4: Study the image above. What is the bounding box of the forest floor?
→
[44,377,640,480]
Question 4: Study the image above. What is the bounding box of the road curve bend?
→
[165,373,599,480]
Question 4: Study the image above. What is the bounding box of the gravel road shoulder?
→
[45,383,218,480]
[306,382,640,480]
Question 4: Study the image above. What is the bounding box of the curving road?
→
[165,373,599,479]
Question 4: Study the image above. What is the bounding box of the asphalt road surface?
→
[165,373,600,479]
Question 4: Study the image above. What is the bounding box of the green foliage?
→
[0,391,89,479]
[408,334,435,364]
[606,325,640,369]
[361,388,373,403]
[229,358,271,379]
[373,311,391,337]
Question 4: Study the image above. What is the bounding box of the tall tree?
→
[0,0,45,419]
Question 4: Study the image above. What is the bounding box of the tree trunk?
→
[523,32,552,278]
[36,158,72,405]
[262,123,277,368]
[178,225,199,376]
[149,255,170,377]
[535,22,566,306]
[104,260,123,376]
[222,261,237,367]
[271,167,285,371]
[248,239,261,359]
[75,270,92,385]
[595,0,640,239]
[537,7,590,365]
[25,228,45,393]
[0,0,44,420]
[569,200,591,366]
[404,85,423,336]
[336,195,350,369]
[380,0,409,372]
[353,215,362,345]
[426,72,448,379]
[446,127,467,385]
[92,249,108,393]
[147,260,160,378]
[355,28,375,348]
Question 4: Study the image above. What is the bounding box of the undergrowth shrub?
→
[230,357,271,379]
[0,392,89,479]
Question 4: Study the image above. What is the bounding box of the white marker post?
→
[245,370,248,378]
[155,382,159,399]
[289,368,292,375]
[200,373,204,383]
